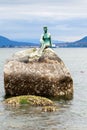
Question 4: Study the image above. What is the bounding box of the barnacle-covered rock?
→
[4,95,54,107]
[42,106,57,112]
[4,48,73,100]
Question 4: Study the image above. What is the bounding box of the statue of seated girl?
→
[40,26,52,50]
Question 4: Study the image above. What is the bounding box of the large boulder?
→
[4,48,73,100]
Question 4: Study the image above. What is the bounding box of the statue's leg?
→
[38,42,46,56]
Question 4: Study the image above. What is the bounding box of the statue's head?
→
[43,26,47,33]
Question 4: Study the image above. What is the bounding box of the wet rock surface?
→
[4,48,73,100]
[4,95,58,112]
[4,95,54,107]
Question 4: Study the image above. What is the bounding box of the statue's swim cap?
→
[43,26,47,29]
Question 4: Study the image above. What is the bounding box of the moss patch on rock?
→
[4,95,54,107]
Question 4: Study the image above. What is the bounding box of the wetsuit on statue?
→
[40,27,52,51]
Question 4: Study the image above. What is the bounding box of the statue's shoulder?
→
[48,33,51,37]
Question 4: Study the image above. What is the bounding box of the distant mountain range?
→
[0,36,39,47]
[58,36,87,47]
[0,35,87,47]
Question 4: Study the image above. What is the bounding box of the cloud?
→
[0,0,87,20]
[0,0,87,41]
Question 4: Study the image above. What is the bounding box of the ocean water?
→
[0,48,87,130]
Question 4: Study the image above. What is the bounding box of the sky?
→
[0,0,87,42]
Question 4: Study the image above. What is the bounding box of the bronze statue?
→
[27,27,52,57]
[40,26,52,50]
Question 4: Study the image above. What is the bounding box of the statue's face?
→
[43,27,47,33]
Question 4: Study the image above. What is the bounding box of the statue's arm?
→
[40,34,44,47]
[49,34,52,47]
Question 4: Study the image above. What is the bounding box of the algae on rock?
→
[4,95,54,107]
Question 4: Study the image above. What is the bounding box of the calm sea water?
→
[0,48,87,130]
